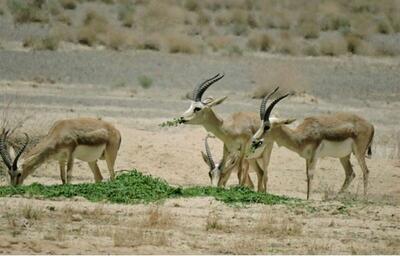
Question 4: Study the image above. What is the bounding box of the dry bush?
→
[59,0,77,10]
[118,1,135,28]
[205,210,224,231]
[251,63,309,99]
[113,228,168,247]
[376,16,393,34]
[83,9,108,33]
[247,32,274,52]
[184,0,200,12]
[274,32,298,55]
[299,21,320,39]
[136,34,162,51]
[303,43,320,56]
[197,9,210,26]
[318,33,348,56]
[7,0,48,24]
[77,26,97,46]
[320,14,350,31]
[345,34,376,55]
[22,204,43,220]
[138,1,185,33]
[262,11,291,30]
[256,213,302,237]
[56,13,72,26]
[208,35,233,52]
[166,34,198,54]
[144,207,174,228]
[23,34,60,51]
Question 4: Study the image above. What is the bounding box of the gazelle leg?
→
[306,157,317,200]
[105,147,117,181]
[239,159,254,189]
[249,160,264,192]
[88,161,103,183]
[59,160,66,184]
[339,155,355,193]
[353,149,370,196]
[66,156,74,184]
[218,163,236,187]
[261,141,273,193]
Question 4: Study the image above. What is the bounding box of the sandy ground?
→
[0,50,399,254]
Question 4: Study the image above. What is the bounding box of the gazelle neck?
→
[202,109,232,146]
[271,125,302,155]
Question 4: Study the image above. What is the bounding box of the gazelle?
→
[247,89,375,199]
[180,73,265,189]
[0,117,121,186]
[201,134,239,186]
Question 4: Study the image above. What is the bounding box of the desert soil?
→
[0,49,399,254]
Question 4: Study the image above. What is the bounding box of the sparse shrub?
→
[376,16,393,34]
[232,23,248,36]
[138,75,153,89]
[320,14,350,31]
[118,2,135,27]
[106,30,127,51]
[77,26,97,46]
[344,34,375,55]
[303,43,320,56]
[299,22,320,39]
[184,0,199,12]
[197,10,210,25]
[60,0,77,10]
[319,34,347,56]
[57,13,72,25]
[83,9,108,33]
[166,34,197,54]
[275,33,298,55]
[22,204,42,220]
[7,0,48,24]
[137,36,161,51]
[226,45,243,56]
[23,34,60,51]
[247,32,274,52]
[208,36,232,52]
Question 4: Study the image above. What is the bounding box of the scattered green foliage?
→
[159,117,183,127]
[137,75,153,89]
[0,170,295,206]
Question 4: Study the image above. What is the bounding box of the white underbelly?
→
[315,139,353,158]
[73,144,106,162]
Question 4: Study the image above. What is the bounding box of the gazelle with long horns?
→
[0,117,121,186]
[247,88,374,199]
[180,73,264,189]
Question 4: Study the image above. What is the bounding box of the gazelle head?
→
[247,87,292,158]
[201,135,237,186]
[180,73,227,124]
[0,130,29,186]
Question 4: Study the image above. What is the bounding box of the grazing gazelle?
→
[201,134,239,186]
[180,73,265,189]
[247,89,374,199]
[0,117,121,186]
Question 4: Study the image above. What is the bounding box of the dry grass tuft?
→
[118,1,135,28]
[166,34,198,54]
[7,0,48,24]
[205,210,223,231]
[144,207,174,228]
[23,34,60,51]
[60,0,77,10]
[22,204,43,220]
[256,213,302,237]
[251,63,309,99]
[208,35,233,52]
[319,33,347,56]
[247,32,274,52]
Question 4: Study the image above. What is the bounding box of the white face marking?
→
[181,101,205,122]
[210,165,221,187]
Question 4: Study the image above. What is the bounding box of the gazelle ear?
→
[205,96,227,107]
[201,151,211,167]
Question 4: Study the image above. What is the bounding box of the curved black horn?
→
[12,133,29,171]
[204,135,216,169]
[0,130,12,170]
[263,93,290,122]
[193,73,225,102]
[259,86,279,119]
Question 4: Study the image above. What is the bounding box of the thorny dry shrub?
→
[166,34,198,54]
[345,34,376,56]
[256,212,302,237]
[251,63,309,99]
[247,32,274,52]
[318,33,348,56]
[23,34,60,51]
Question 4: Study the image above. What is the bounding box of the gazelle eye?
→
[193,107,201,112]
[264,125,270,132]
[17,173,22,177]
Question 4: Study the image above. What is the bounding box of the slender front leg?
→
[59,160,66,184]
[306,157,317,200]
[66,155,74,184]
[88,161,103,183]
[261,141,273,193]
[249,160,264,192]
